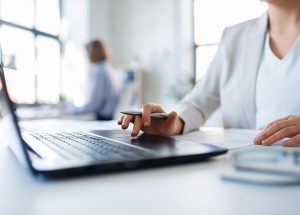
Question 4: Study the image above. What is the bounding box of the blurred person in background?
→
[71,40,119,120]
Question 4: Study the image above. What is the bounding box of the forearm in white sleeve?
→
[175,31,226,133]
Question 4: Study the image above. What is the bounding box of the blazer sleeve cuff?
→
[175,104,205,134]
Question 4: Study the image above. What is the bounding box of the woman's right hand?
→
[117,103,184,137]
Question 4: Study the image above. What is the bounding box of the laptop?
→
[0,48,227,178]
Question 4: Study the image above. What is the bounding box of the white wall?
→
[88,0,112,47]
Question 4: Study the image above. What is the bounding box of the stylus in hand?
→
[120,110,169,119]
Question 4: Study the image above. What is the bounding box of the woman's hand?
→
[117,103,184,137]
[254,115,300,147]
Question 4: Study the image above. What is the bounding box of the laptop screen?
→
[0,57,31,167]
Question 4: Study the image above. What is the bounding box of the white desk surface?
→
[1,119,300,215]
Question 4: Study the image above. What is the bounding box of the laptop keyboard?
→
[30,132,152,161]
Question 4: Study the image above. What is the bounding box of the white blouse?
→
[255,33,300,129]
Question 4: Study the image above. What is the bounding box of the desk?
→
[1,119,300,215]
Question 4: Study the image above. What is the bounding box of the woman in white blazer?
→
[118,0,300,147]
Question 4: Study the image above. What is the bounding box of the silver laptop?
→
[0,46,227,178]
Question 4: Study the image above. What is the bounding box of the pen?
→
[120,110,170,119]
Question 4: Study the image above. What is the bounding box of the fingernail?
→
[262,140,268,145]
[144,121,149,126]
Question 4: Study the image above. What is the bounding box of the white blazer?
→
[176,13,269,133]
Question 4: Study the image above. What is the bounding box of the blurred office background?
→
[0,0,267,119]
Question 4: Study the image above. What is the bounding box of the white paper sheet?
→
[174,128,260,149]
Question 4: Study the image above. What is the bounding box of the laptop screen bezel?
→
[0,57,34,173]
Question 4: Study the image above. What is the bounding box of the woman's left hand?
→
[254,115,300,147]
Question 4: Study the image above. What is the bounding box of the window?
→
[0,0,62,104]
[194,0,267,80]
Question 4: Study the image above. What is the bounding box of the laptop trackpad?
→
[90,130,175,150]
